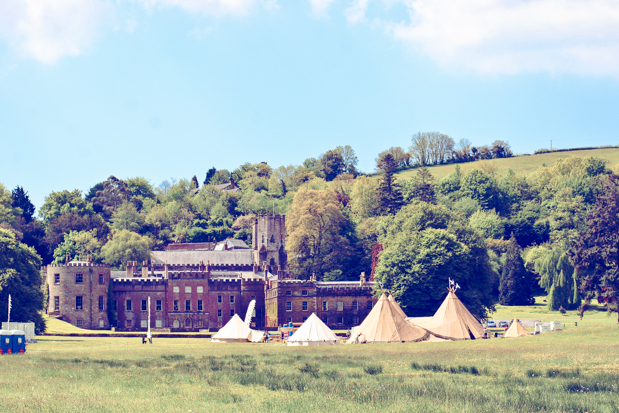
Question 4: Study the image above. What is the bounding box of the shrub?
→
[364,364,383,375]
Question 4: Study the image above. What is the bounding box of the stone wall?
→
[44,262,110,330]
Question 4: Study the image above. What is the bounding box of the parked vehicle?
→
[486,321,496,328]
[498,321,509,328]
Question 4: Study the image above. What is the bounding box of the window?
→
[185,319,191,327]
[53,296,60,311]
[98,296,104,312]
[197,286,204,294]
[352,301,358,310]
[156,319,162,328]
[99,319,105,328]
[196,320,202,328]
[217,309,222,317]
[76,320,83,327]
[367,301,372,310]
[217,295,222,304]
[76,296,83,310]
[141,320,147,328]
[303,317,307,322]
[156,300,162,311]
[322,301,328,311]
[185,286,191,293]
[197,300,203,311]
[185,300,191,311]
[99,274,104,285]
[230,309,235,316]
[286,301,292,311]
[173,320,179,328]
[270,235,275,243]
[302,290,308,296]
[286,291,292,296]
[302,301,308,311]
[142,300,147,311]
[353,316,359,324]
[54,274,60,284]
[322,316,328,324]
[229,296,235,304]
[337,316,343,324]
[126,320,132,328]
[337,301,343,311]
[173,300,179,311]
[75,274,83,284]
[126,300,132,311]
[173,286,180,293]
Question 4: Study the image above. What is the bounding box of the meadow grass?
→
[392,147,619,180]
[3,323,619,412]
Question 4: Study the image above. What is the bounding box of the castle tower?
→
[44,260,111,330]
[252,214,287,271]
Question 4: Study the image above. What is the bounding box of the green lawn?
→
[3,301,618,412]
[491,296,619,326]
[392,147,619,180]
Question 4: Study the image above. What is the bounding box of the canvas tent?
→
[287,313,339,346]
[408,290,484,340]
[503,319,530,338]
[347,293,428,344]
[211,314,265,343]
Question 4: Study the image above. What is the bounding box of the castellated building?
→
[42,214,376,332]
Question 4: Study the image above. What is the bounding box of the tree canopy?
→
[0,228,46,333]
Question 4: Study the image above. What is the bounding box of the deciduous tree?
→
[499,234,535,305]
[286,189,352,279]
[0,228,46,333]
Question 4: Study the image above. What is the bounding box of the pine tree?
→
[11,186,36,223]
[376,154,404,215]
[203,167,217,185]
[191,175,199,189]
[499,234,535,305]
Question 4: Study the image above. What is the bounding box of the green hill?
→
[394,147,619,180]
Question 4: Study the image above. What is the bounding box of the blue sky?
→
[1,0,618,209]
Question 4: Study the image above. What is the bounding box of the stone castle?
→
[43,215,376,332]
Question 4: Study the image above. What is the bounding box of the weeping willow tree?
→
[526,244,580,310]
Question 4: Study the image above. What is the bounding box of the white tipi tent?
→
[287,313,339,346]
[347,293,428,344]
[408,290,484,340]
[211,314,265,343]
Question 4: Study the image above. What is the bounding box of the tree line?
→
[2,134,619,333]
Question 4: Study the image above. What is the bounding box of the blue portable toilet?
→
[0,330,12,355]
[10,330,26,354]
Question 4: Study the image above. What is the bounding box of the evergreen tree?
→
[11,186,35,223]
[191,175,200,189]
[499,234,535,305]
[203,167,217,185]
[376,154,404,215]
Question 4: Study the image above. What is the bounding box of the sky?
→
[1,0,618,210]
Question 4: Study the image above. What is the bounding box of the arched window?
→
[270,235,275,243]
[269,258,275,266]
[262,235,265,244]
[185,319,192,328]
[173,319,180,328]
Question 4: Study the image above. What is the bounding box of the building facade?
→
[42,214,376,332]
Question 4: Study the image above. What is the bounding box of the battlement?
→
[43,262,110,269]
[112,278,167,285]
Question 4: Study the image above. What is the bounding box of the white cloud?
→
[384,0,619,76]
[309,0,335,17]
[345,0,370,23]
[137,0,260,17]
[0,0,115,65]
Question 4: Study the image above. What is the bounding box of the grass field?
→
[4,301,619,412]
[392,147,619,180]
